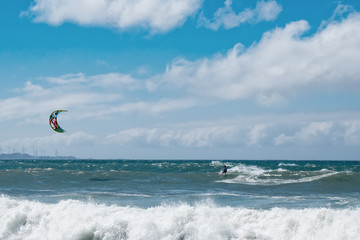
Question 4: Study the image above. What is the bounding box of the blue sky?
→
[1,0,360,159]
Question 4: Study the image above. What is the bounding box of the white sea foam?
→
[278,163,299,167]
[197,192,243,197]
[220,171,338,185]
[210,161,225,167]
[228,164,266,176]
[218,163,338,185]
[1,195,359,240]
[24,168,48,174]
[49,192,152,198]
[151,163,164,167]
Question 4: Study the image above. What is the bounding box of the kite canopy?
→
[49,110,67,133]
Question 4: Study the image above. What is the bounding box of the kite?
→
[49,110,67,133]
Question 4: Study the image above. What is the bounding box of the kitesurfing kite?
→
[49,110,67,133]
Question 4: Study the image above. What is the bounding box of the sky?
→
[1,0,360,160]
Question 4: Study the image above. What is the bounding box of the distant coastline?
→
[0,153,76,160]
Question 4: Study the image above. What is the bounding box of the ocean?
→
[0,159,359,240]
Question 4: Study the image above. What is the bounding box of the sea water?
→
[0,159,360,239]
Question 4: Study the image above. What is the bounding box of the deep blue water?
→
[1,159,359,208]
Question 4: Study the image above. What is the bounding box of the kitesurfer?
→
[222,165,227,174]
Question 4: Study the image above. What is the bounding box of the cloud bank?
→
[2,112,360,157]
[106,113,360,148]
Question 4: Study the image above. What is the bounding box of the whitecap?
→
[278,163,299,167]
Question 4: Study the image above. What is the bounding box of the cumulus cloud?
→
[23,0,202,33]
[198,0,282,30]
[149,11,360,106]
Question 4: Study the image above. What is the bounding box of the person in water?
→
[222,165,227,174]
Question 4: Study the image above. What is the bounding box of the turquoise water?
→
[1,160,360,239]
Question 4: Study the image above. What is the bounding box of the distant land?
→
[0,153,76,160]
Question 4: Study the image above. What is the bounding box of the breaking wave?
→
[1,195,359,240]
[217,163,343,185]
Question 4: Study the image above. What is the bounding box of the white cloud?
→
[319,3,355,30]
[152,12,360,106]
[21,81,46,94]
[45,73,87,85]
[247,124,268,146]
[256,0,282,21]
[0,72,200,123]
[274,122,334,146]
[90,73,138,89]
[343,121,360,145]
[106,112,360,148]
[198,0,282,30]
[0,73,118,122]
[0,87,118,123]
[24,0,202,33]
[44,72,138,89]
[94,98,199,117]
[106,125,242,147]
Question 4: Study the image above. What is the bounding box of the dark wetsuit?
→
[222,165,227,174]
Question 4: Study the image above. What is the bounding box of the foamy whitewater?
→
[1,160,360,240]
